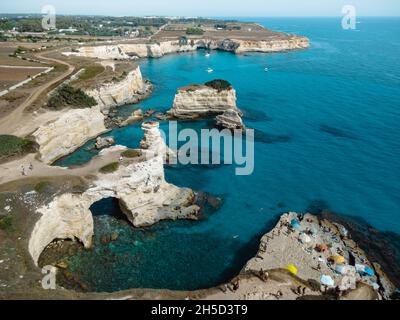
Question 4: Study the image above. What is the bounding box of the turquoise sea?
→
[55,17,400,292]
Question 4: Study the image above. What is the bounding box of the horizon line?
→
[1,13,400,18]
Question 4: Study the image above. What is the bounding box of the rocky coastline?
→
[1,24,397,301]
[63,36,309,60]
[30,66,150,164]
[28,122,200,265]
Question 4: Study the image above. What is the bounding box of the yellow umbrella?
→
[329,255,346,264]
[287,264,298,275]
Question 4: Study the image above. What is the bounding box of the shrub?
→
[99,162,119,174]
[0,135,35,159]
[205,79,232,91]
[34,181,51,193]
[0,216,13,231]
[78,65,104,81]
[47,84,97,109]
[121,149,142,158]
[186,27,204,35]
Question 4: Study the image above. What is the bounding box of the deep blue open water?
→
[55,17,400,292]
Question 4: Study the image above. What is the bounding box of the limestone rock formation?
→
[244,212,395,299]
[29,122,199,265]
[215,109,245,130]
[85,66,148,112]
[116,109,143,127]
[32,106,107,164]
[140,121,175,161]
[167,83,238,119]
[95,136,115,150]
[63,36,309,60]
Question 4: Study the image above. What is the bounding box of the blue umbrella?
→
[291,219,301,230]
[364,266,375,277]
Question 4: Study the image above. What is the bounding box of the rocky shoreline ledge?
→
[1,205,396,299]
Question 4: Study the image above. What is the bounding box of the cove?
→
[52,17,400,291]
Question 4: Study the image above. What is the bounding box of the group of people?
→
[21,162,34,176]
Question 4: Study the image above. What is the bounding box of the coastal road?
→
[0,49,75,136]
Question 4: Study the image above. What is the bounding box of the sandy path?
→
[0,150,123,186]
[0,50,75,136]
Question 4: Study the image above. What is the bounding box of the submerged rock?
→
[95,136,115,150]
[117,109,143,127]
[215,109,245,130]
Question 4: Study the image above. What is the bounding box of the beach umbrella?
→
[329,255,346,264]
[355,264,365,273]
[287,264,298,275]
[335,265,345,274]
[316,244,328,253]
[335,265,355,275]
[291,219,301,230]
[320,275,335,287]
[299,233,311,244]
[364,266,375,277]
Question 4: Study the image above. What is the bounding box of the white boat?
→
[207,67,214,73]
[205,53,210,57]
[264,67,269,72]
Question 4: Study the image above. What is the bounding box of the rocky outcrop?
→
[64,45,131,60]
[167,84,238,119]
[244,212,395,299]
[140,121,175,162]
[233,38,309,53]
[85,66,148,112]
[95,136,115,150]
[32,106,107,164]
[63,36,309,60]
[29,122,199,265]
[115,109,143,127]
[216,109,245,130]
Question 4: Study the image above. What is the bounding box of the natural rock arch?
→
[29,123,200,266]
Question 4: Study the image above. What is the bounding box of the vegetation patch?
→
[205,79,232,92]
[186,27,204,35]
[0,215,13,231]
[34,181,52,193]
[47,84,97,109]
[99,162,119,174]
[0,135,36,160]
[78,65,105,82]
[121,149,142,158]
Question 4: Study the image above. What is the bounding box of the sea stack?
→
[216,109,245,130]
[167,79,245,129]
[167,80,239,119]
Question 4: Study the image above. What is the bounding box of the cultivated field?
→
[0,43,45,66]
[0,66,48,90]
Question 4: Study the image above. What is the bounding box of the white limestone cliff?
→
[32,106,107,164]
[85,66,147,111]
[29,122,199,265]
[62,36,309,60]
[168,85,238,119]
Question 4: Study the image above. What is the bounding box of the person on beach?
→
[21,166,26,176]
[29,162,33,171]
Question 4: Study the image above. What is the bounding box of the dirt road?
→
[0,50,75,136]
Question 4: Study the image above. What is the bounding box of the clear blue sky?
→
[1,0,399,17]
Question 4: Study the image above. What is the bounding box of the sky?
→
[0,0,399,17]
